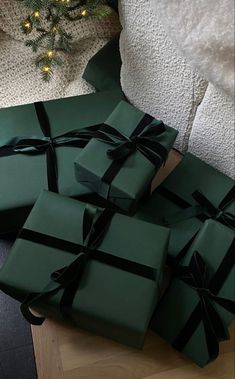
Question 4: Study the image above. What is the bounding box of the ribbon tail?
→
[212,296,235,316]
[200,297,221,362]
[20,280,63,325]
[220,213,235,231]
[107,141,134,160]
[46,144,58,193]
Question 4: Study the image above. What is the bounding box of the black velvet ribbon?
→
[19,206,157,325]
[95,114,168,188]
[172,240,235,363]
[0,102,100,193]
[159,185,235,231]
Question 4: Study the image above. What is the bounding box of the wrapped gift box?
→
[0,190,170,348]
[75,101,178,212]
[83,33,122,92]
[0,89,124,234]
[134,153,234,261]
[151,220,235,367]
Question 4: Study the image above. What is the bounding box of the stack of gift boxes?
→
[0,37,234,368]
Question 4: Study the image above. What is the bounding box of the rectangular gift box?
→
[0,89,124,235]
[0,190,170,348]
[134,153,234,261]
[151,219,235,367]
[83,33,122,92]
[74,101,178,212]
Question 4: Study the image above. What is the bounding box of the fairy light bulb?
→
[81,9,88,17]
[33,10,40,18]
[47,50,54,58]
[42,65,51,73]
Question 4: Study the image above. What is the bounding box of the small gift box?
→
[0,190,170,348]
[83,33,122,92]
[0,90,124,234]
[74,101,178,211]
[134,153,234,262]
[151,219,235,367]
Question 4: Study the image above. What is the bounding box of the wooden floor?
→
[32,320,234,379]
[31,150,235,378]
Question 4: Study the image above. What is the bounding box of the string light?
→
[81,9,88,17]
[42,65,51,73]
[20,0,113,81]
[47,50,55,58]
[21,19,32,33]
[32,10,40,18]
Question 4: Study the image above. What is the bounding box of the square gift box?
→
[0,190,170,348]
[151,219,235,367]
[134,153,234,262]
[0,89,124,234]
[74,100,178,212]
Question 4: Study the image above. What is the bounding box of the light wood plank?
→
[31,150,234,379]
[32,322,234,379]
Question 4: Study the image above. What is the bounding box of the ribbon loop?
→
[192,189,235,230]
[99,117,168,188]
[173,246,235,363]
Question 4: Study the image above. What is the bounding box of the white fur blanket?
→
[151,0,234,98]
[120,0,234,178]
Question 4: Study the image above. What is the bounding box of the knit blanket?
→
[119,0,234,178]
[0,0,120,108]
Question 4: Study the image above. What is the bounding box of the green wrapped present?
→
[0,190,170,348]
[0,90,124,234]
[151,219,235,366]
[74,101,178,212]
[83,33,122,92]
[134,153,235,261]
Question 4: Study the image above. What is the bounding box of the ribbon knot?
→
[196,287,212,298]
[173,248,235,363]
[0,102,102,193]
[19,206,157,326]
[98,119,168,166]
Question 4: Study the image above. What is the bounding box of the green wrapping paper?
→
[151,220,235,367]
[0,90,124,234]
[83,33,122,92]
[0,190,170,348]
[134,153,235,260]
[74,101,178,211]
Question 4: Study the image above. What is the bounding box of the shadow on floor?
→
[0,238,37,379]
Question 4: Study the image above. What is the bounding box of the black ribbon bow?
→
[172,242,235,363]
[95,114,168,187]
[160,185,235,232]
[192,187,235,230]
[0,102,100,193]
[20,206,156,325]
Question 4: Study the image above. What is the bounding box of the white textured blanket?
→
[120,0,234,178]
[119,0,208,152]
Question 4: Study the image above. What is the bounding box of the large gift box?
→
[134,153,234,261]
[0,90,124,234]
[83,33,122,92]
[74,101,178,211]
[151,220,235,366]
[0,190,170,348]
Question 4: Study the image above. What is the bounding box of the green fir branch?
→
[17,0,114,81]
